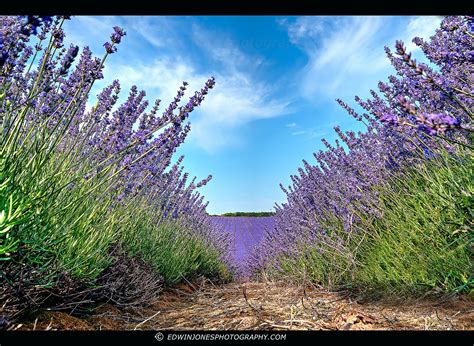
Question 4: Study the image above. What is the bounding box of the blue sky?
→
[63,16,442,214]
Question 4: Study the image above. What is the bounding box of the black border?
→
[1,330,474,345]
[0,0,472,15]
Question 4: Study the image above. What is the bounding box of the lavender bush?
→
[251,16,473,295]
[0,16,232,320]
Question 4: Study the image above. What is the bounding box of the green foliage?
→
[266,153,473,296]
[0,21,230,299]
[121,220,230,284]
[354,154,473,295]
[117,195,231,283]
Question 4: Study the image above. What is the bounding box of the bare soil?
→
[11,280,474,331]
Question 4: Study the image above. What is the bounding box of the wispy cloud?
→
[404,16,443,52]
[308,130,327,139]
[191,23,266,73]
[184,24,293,152]
[64,16,188,54]
[193,71,293,152]
[280,16,442,102]
[111,56,201,104]
[291,130,306,136]
[286,121,338,141]
[65,17,293,153]
[120,16,196,57]
[122,16,178,49]
[286,122,297,128]
[63,16,119,53]
[290,128,327,139]
[102,34,292,152]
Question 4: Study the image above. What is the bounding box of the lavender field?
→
[210,216,274,276]
[0,15,472,331]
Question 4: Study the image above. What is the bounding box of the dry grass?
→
[14,279,474,331]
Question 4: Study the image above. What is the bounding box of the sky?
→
[63,16,442,214]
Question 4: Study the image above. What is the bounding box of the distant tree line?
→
[208,212,276,217]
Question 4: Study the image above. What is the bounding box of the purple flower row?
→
[251,16,473,276]
[0,16,232,270]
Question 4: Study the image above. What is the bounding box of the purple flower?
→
[103,42,117,54]
[252,16,473,277]
[59,44,79,76]
[416,112,460,135]
[379,113,399,125]
[52,28,65,48]
[40,16,53,24]
[110,26,126,44]
[417,124,438,135]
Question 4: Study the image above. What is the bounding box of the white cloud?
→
[185,24,293,152]
[107,57,291,153]
[112,56,200,103]
[63,16,119,54]
[286,16,330,47]
[191,23,266,73]
[280,16,442,102]
[193,73,292,152]
[65,17,294,152]
[283,16,387,100]
[308,130,327,139]
[291,130,306,136]
[65,16,185,52]
[286,120,334,140]
[404,16,443,53]
[120,16,183,50]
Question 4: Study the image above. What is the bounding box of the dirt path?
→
[15,280,474,331]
